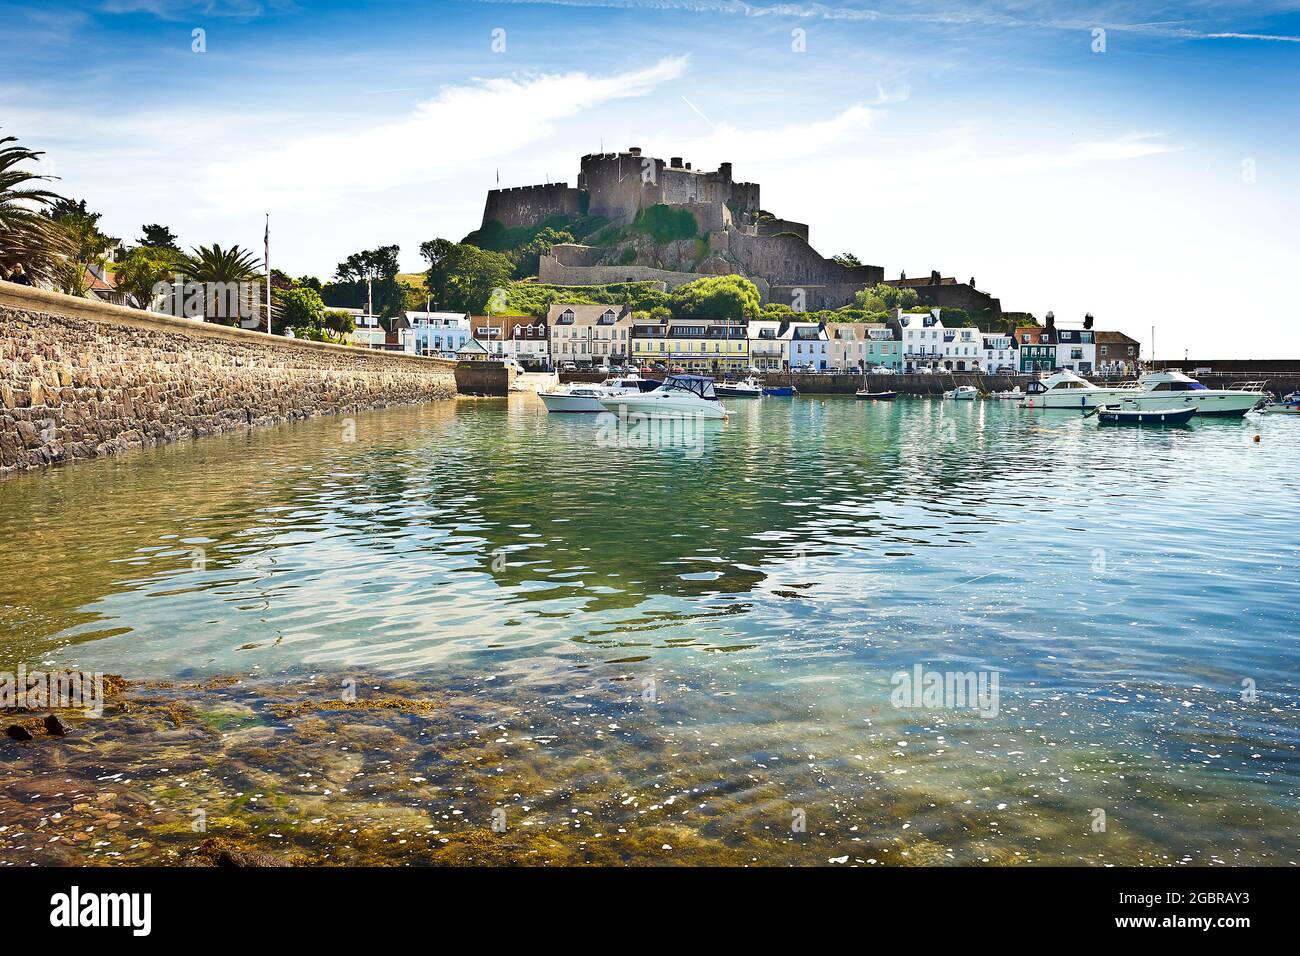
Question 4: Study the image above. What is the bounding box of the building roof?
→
[1094,330,1140,346]
[826,322,894,341]
[1014,327,1056,345]
[545,303,631,325]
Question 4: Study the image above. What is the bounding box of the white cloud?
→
[198,57,690,213]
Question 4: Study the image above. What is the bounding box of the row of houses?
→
[367,305,1141,377]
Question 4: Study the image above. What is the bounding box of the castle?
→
[481,147,1001,317]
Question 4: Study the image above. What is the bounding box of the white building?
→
[402,312,470,358]
[1054,327,1097,375]
[898,309,985,372]
[746,320,785,371]
[981,333,1018,373]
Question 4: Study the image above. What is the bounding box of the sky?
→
[1,0,1298,357]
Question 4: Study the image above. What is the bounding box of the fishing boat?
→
[598,374,727,420]
[855,389,898,400]
[762,385,797,397]
[1091,403,1196,425]
[714,376,763,398]
[943,385,978,400]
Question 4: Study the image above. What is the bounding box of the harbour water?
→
[1,395,1297,865]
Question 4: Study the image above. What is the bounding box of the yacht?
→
[714,376,763,398]
[1122,370,1265,418]
[597,375,727,420]
[539,374,658,413]
[1021,369,1136,411]
[943,385,978,400]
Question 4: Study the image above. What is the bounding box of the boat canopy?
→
[662,375,718,400]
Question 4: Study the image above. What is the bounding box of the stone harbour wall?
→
[0,283,457,476]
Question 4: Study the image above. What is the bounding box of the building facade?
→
[403,311,471,358]
[1054,329,1097,375]
[631,318,750,372]
[826,323,902,371]
[1014,326,1057,373]
[1095,331,1141,376]
[547,304,633,366]
[981,332,1018,372]
[786,322,829,371]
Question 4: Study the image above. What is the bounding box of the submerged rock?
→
[5,724,34,741]
[181,838,291,868]
[43,714,70,736]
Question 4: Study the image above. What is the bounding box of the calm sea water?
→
[1,395,1297,865]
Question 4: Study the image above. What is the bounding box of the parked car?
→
[916,367,934,375]
[560,362,577,372]
[869,365,895,375]
[670,366,686,374]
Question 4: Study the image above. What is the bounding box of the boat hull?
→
[539,392,606,413]
[1124,393,1260,418]
[715,386,762,397]
[1022,388,1135,410]
[1097,406,1196,425]
[855,391,897,400]
[762,387,796,397]
[598,395,727,420]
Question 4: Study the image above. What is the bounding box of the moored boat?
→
[990,386,1023,400]
[855,389,898,400]
[538,373,659,413]
[1121,370,1264,418]
[598,374,728,420]
[1092,403,1196,425]
[762,385,797,397]
[943,385,977,400]
[1021,369,1136,410]
[715,376,763,397]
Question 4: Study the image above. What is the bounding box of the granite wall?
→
[0,283,457,476]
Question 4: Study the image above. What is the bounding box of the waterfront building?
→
[785,321,829,371]
[1055,328,1097,375]
[1014,325,1057,373]
[826,323,902,371]
[469,314,548,367]
[455,338,490,361]
[981,332,1018,372]
[337,308,387,348]
[402,311,471,358]
[546,304,633,366]
[746,319,785,371]
[897,309,983,372]
[1095,330,1141,376]
[631,318,750,372]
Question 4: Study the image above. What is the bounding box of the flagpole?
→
[264,213,271,334]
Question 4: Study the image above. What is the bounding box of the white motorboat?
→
[1258,390,1300,414]
[714,376,763,398]
[597,375,727,420]
[1021,368,1137,411]
[943,385,978,400]
[990,386,1023,400]
[1121,370,1265,418]
[538,374,658,413]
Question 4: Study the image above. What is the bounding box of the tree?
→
[43,197,114,296]
[833,252,863,267]
[138,223,180,251]
[854,283,918,313]
[512,226,574,278]
[114,246,181,309]
[0,132,71,284]
[419,238,514,314]
[669,275,761,321]
[275,285,326,336]
[180,243,264,325]
[325,244,405,317]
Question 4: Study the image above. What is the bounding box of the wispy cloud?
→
[200,56,690,212]
[98,0,298,19]
[472,0,1300,43]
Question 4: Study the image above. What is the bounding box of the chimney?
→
[930,269,941,285]
[969,276,976,289]
[1045,310,1055,328]
[900,270,906,281]
[628,146,641,157]
[670,157,683,168]
[684,162,692,170]
[1083,312,1094,330]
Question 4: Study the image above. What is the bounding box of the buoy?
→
[1253,434,1261,443]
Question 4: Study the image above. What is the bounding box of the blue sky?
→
[2,0,1298,356]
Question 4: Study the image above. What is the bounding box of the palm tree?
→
[180,243,265,325]
[0,133,72,284]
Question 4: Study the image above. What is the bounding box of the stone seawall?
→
[0,283,457,476]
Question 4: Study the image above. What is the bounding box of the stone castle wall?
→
[537,257,733,293]
[0,283,457,476]
[714,232,883,291]
[481,182,581,230]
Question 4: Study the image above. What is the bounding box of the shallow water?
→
[1,394,1297,865]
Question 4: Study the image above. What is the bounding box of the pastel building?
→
[1014,325,1056,373]
[403,312,471,358]
[826,323,902,371]
[785,321,829,371]
[1054,328,1097,375]
[981,332,1018,372]
[746,320,785,371]
[897,309,983,372]
[631,319,750,372]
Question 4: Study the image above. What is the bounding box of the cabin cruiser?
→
[1021,368,1136,411]
[1122,370,1265,418]
[943,385,978,400]
[1258,390,1300,414]
[539,374,659,413]
[597,375,727,420]
[714,376,763,397]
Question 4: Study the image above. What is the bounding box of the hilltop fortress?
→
[481,146,1002,316]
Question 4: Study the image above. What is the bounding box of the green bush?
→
[631,204,698,244]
